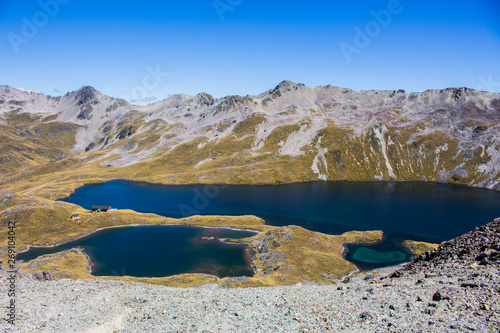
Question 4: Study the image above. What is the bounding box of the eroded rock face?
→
[116,125,135,140]
[105,99,128,113]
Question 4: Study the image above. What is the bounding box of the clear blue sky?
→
[1,0,499,102]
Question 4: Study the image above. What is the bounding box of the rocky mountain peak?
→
[0,85,12,92]
[72,86,103,120]
[74,86,100,105]
[267,80,306,100]
[275,80,300,89]
[77,86,98,94]
[194,92,216,107]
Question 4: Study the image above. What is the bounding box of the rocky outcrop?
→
[116,125,135,140]
[74,86,101,120]
[32,270,57,281]
[375,218,500,330]
[406,217,500,271]
[74,86,99,106]
[250,228,292,253]
[250,228,293,275]
[105,99,129,113]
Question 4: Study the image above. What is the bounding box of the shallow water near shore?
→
[17,226,255,278]
[343,234,413,270]
[62,180,500,269]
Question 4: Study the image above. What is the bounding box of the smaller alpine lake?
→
[17,226,256,278]
[343,236,413,271]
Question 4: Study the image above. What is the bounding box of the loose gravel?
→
[1,219,499,332]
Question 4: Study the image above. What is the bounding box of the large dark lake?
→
[59,180,500,270]
[17,226,255,278]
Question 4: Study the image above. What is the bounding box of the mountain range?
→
[1,81,499,193]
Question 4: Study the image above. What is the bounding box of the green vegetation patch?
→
[233,115,266,137]
[404,240,439,255]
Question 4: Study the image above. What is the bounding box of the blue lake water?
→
[60,180,500,270]
[17,226,255,278]
[343,240,413,270]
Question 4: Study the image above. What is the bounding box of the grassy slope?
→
[404,240,440,255]
[1,112,497,200]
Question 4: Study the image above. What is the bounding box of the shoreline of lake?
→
[17,222,262,255]
[59,179,499,270]
[56,177,499,203]
[17,224,258,279]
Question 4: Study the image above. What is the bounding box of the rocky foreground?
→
[1,219,499,332]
